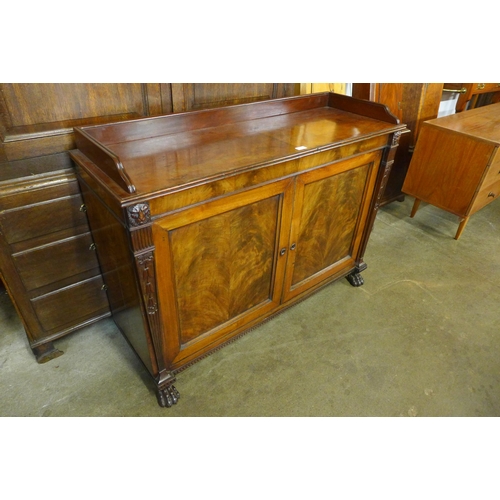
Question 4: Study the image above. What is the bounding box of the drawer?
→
[482,150,500,186]
[473,83,500,94]
[471,178,500,214]
[31,275,109,334]
[0,173,80,211]
[13,232,100,292]
[0,193,88,244]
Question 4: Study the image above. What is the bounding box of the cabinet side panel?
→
[403,125,495,215]
[78,180,155,375]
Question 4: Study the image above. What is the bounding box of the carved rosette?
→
[127,203,151,227]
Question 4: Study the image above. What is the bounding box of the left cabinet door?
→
[152,178,294,369]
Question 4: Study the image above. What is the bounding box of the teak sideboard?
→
[403,102,500,239]
[70,92,407,407]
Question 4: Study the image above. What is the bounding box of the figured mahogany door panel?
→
[153,179,294,366]
[283,151,381,302]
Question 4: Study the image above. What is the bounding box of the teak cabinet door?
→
[153,179,294,367]
[282,151,382,302]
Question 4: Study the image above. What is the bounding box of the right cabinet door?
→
[282,151,382,302]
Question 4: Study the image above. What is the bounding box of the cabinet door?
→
[282,151,382,302]
[152,179,294,368]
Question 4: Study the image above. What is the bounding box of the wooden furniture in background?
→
[0,156,110,361]
[299,83,347,95]
[352,83,443,206]
[443,83,500,112]
[70,92,407,406]
[402,102,500,239]
[170,83,294,112]
[0,83,296,362]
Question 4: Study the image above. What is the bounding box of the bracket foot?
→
[32,342,64,364]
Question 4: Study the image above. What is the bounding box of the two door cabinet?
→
[70,93,407,407]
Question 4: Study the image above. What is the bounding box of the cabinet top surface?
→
[426,102,500,144]
[73,93,404,200]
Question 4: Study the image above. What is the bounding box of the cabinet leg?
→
[32,342,64,364]
[410,198,421,218]
[156,381,180,408]
[346,272,364,287]
[454,217,469,240]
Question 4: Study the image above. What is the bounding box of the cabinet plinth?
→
[70,92,407,406]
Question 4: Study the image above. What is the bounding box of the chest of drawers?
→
[403,103,500,239]
[70,93,406,407]
[0,154,110,362]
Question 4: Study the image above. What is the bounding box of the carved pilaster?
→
[354,129,406,269]
[130,226,153,252]
[135,250,166,374]
[374,161,394,211]
[136,251,158,315]
[374,130,402,210]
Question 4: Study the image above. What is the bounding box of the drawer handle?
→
[89,243,96,250]
[443,87,467,94]
[290,243,297,251]
[477,83,485,90]
[488,192,496,198]
[280,248,286,256]
[101,284,108,291]
[80,204,87,213]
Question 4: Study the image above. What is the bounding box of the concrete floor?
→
[1,196,500,417]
